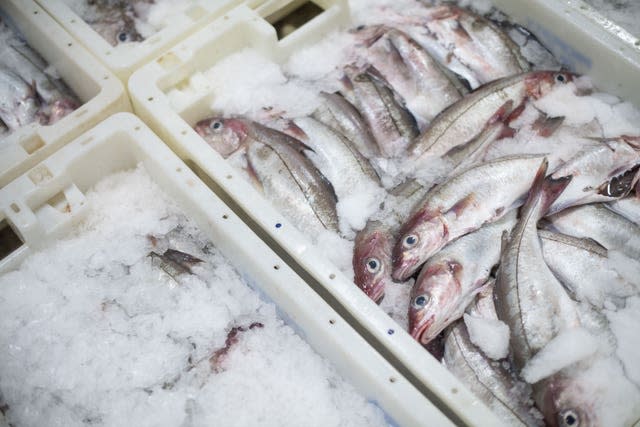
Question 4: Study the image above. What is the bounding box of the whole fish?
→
[543,203,640,259]
[444,304,543,427]
[194,116,339,235]
[311,91,380,159]
[606,194,640,224]
[0,66,40,131]
[406,71,573,164]
[494,159,579,371]
[83,0,145,47]
[392,154,547,281]
[352,25,463,126]
[538,230,639,308]
[549,136,640,214]
[352,179,430,303]
[340,65,419,157]
[408,211,516,345]
[291,116,381,197]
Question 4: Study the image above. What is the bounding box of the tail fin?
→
[521,158,572,221]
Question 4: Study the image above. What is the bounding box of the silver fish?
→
[340,65,419,158]
[392,154,547,281]
[312,91,380,159]
[544,203,640,259]
[494,159,579,371]
[444,318,543,427]
[606,195,640,224]
[408,211,516,345]
[538,230,639,308]
[0,66,40,131]
[407,71,573,164]
[549,137,640,214]
[83,0,145,47]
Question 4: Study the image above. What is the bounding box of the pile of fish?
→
[0,18,79,138]
[194,2,640,426]
[67,0,149,46]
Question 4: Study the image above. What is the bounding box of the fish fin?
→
[621,135,640,150]
[244,156,264,192]
[283,119,309,142]
[532,113,565,138]
[522,158,571,219]
[504,100,527,126]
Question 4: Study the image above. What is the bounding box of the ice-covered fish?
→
[544,203,640,259]
[494,160,579,371]
[444,319,543,427]
[340,65,419,157]
[352,25,463,126]
[406,71,573,164]
[0,66,40,131]
[549,136,640,214]
[538,230,639,308]
[82,0,145,47]
[606,194,640,224]
[393,154,547,281]
[408,211,516,345]
[312,91,380,159]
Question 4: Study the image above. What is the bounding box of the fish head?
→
[525,71,575,100]
[47,98,79,125]
[392,213,447,281]
[537,375,597,427]
[408,260,462,345]
[194,117,250,158]
[353,223,393,303]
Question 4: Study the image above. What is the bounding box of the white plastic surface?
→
[35,0,250,83]
[493,0,640,107]
[0,112,454,427]
[0,0,130,190]
[129,3,504,426]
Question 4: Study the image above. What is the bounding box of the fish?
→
[494,159,580,371]
[392,154,547,281]
[443,315,544,426]
[606,194,640,224]
[543,203,640,259]
[538,230,639,308]
[352,25,463,126]
[194,116,339,236]
[548,136,640,214]
[83,0,145,47]
[406,71,573,164]
[0,66,41,131]
[340,65,419,157]
[352,179,431,303]
[311,91,380,159]
[148,248,203,280]
[408,211,516,345]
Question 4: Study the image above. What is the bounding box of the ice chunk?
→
[463,313,510,360]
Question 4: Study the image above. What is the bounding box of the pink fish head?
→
[353,223,393,303]
[525,71,575,100]
[48,98,78,125]
[408,260,462,345]
[537,374,597,427]
[194,117,249,158]
[392,214,448,282]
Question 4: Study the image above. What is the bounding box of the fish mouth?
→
[410,316,435,345]
[392,257,417,282]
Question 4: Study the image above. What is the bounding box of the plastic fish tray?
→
[127,3,504,426]
[0,0,130,190]
[0,112,455,427]
[33,0,276,84]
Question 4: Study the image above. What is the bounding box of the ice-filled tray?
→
[34,0,260,83]
[0,0,130,190]
[128,2,506,426]
[0,112,455,427]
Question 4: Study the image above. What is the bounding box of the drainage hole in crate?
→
[329,319,336,325]
[10,204,20,213]
[71,19,76,23]
[103,75,109,80]
[273,265,280,270]
[387,329,394,335]
[147,97,154,102]
[20,135,45,155]
[67,42,73,47]
[181,130,187,135]
[226,174,232,180]
[451,387,458,394]
[268,1,324,40]
[0,219,24,261]
[33,10,38,15]
[222,214,229,219]
[329,273,335,280]
[134,126,141,131]
[389,377,397,383]
[106,51,112,56]
[176,167,182,172]
[275,222,282,228]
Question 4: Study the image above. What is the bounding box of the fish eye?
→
[210,121,223,131]
[559,409,579,427]
[412,294,430,309]
[555,73,567,83]
[403,234,418,248]
[117,32,129,43]
[365,258,380,274]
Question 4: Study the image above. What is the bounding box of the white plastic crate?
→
[0,0,130,190]
[128,3,505,426]
[0,112,456,427]
[35,0,256,83]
